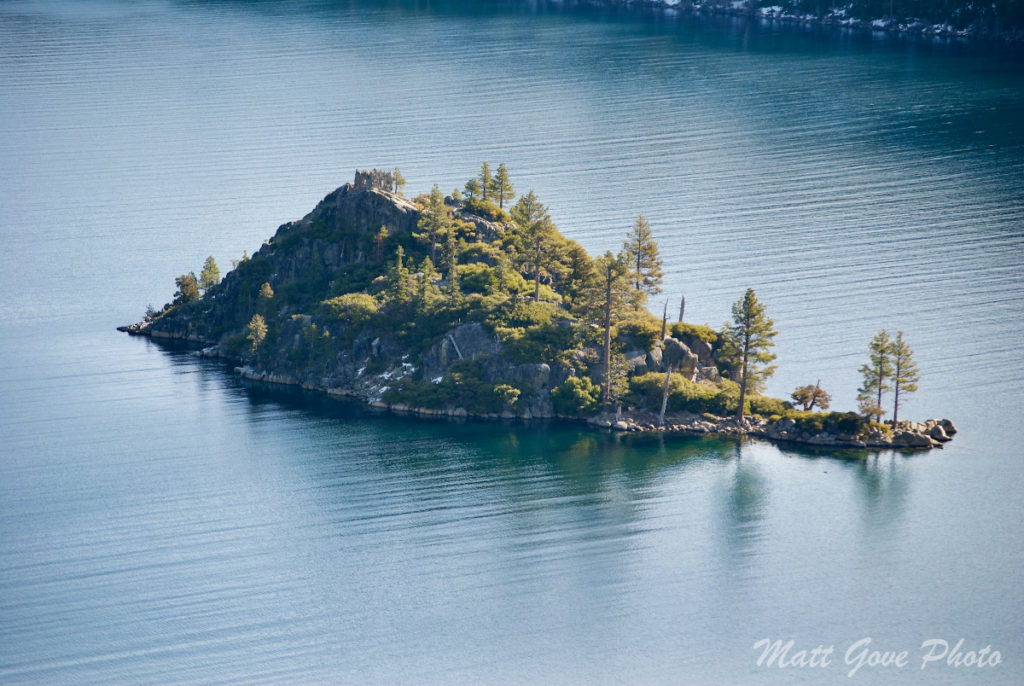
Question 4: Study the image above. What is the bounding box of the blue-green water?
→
[1,1,1022,683]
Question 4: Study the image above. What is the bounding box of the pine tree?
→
[891,330,920,426]
[173,272,200,305]
[489,162,515,209]
[414,184,451,263]
[386,245,412,303]
[463,178,481,202]
[622,214,664,305]
[584,251,632,407]
[198,256,220,294]
[392,167,406,195]
[374,226,389,262]
[510,190,555,301]
[720,288,777,420]
[247,313,267,354]
[605,351,629,412]
[563,242,595,313]
[414,256,442,313]
[257,281,275,318]
[443,234,461,307]
[478,162,492,202]
[791,382,831,411]
[857,330,893,423]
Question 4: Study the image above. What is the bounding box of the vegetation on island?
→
[857,328,919,425]
[134,164,943,448]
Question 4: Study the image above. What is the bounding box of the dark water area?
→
[1,0,1022,682]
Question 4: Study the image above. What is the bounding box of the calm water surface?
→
[1,0,1023,683]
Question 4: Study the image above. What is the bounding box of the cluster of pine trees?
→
[857,330,920,425]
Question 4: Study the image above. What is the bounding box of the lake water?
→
[1,0,1023,683]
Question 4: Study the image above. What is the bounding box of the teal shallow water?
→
[1,1,1022,682]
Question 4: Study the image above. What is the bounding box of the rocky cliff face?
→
[125,172,575,418]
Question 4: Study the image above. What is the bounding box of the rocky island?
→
[121,168,954,451]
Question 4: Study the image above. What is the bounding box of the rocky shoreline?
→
[118,329,957,453]
[233,357,955,451]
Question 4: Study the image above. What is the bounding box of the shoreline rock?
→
[186,347,953,452]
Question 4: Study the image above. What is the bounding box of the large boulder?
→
[511,363,551,390]
[663,337,699,381]
[625,348,648,375]
[420,322,502,377]
[457,211,505,242]
[689,338,714,364]
[662,337,690,366]
[892,430,934,449]
[646,346,663,373]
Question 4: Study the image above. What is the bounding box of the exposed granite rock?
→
[457,211,505,243]
[625,348,649,375]
[645,345,662,373]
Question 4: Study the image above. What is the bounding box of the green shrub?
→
[485,298,558,331]
[782,410,870,436]
[497,321,575,364]
[460,242,500,265]
[492,384,521,410]
[458,263,498,295]
[628,372,736,415]
[616,313,663,350]
[832,412,868,435]
[319,292,379,326]
[670,322,718,345]
[785,410,825,433]
[870,421,893,435]
[749,395,791,416]
[551,376,601,415]
[462,199,510,223]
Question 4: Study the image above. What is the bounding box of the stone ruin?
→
[353,168,398,193]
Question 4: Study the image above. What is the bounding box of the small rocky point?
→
[591,412,956,451]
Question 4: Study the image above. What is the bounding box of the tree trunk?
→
[659,365,672,427]
[660,301,667,340]
[892,358,901,426]
[737,343,749,421]
[534,241,542,301]
[679,294,686,323]
[602,274,612,406]
[876,362,884,423]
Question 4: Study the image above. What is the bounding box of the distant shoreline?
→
[573,0,1024,44]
